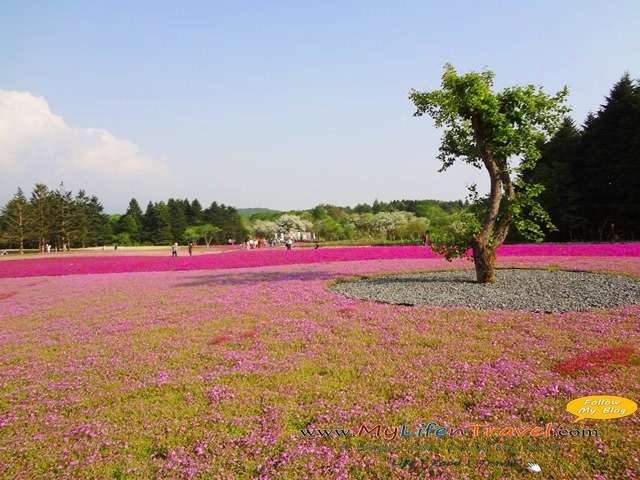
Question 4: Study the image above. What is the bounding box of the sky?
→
[1,1,639,214]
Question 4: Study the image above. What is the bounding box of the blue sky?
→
[1,0,639,214]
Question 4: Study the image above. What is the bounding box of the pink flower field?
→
[1,245,639,479]
[1,243,640,279]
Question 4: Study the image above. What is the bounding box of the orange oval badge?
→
[567,395,637,422]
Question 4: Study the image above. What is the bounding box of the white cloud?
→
[0,89,163,176]
[0,89,174,212]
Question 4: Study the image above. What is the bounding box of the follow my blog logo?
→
[566,395,637,422]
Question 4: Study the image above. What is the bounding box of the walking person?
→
[422,230,431,247]
[171,242,178,257]
[188,242,193,256]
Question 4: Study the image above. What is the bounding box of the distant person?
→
[285,238,293,250]
[171,242,178,257]
[314,243,320,249]
[114,244,118,250]
[422,230,431,247]
[188,242,193,256]
[609,223,616,242]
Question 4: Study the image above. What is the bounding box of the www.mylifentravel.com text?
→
[341,443,561,452]
[300,423,598,440]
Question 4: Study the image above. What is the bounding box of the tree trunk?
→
[472,241,497,284]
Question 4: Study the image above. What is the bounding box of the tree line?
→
[248,201,466,243]
[0,184,248,253]
[0,183,111,253]
[115,198,247,247]
[0,184,468,253]
[527,73,640,241]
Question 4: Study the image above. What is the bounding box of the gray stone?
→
[329,269,640,312]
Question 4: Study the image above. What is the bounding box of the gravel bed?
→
[330,268,640,312]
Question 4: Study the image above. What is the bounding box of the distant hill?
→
[237,208,282,218]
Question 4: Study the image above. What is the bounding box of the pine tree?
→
[116,215,139,245]
[167,198,187,243]
[125,199,144,231]
[578,73,640,239]
[0,188,31,253]
[86,195,112,246]
[29,183,52,252]
[529,118,583,241]
[142,202,156,244]
[144,201,173,245]
[50,183,77,250]
[203,202,248,244]
[74,190,92,248]
[186,199,203,226]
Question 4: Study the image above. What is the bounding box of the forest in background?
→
[2,73,639,251]
[0,184,464,252]
[526,73,640,241]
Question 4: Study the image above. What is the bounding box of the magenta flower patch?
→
[2,243,640,279]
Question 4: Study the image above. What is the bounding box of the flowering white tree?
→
[349,213,375,237]
[372,212,412,240]
[252,220,278,240]
[276,215,312,237]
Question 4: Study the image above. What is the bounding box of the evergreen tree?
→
[142,202,156,244]
[29,183,52,252]
[167,198,187,243]
[602,74,640,237]
[86,195,112,246]
[144,201,173,245]
[74,190,93,248]
[50,183,77,251]
[0,188,31,253]
[185,199,203,227]
[116,215,139,245]
[577,73,640,239]
[203,202,248,244]
[526,73,640,241]
[528,118,582,241]
[372,199,387,213]
[353,203,373,214]
[124,198,144,242]
[225,205,249,243]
